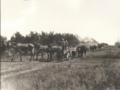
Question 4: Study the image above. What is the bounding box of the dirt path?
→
[1,50,94,81]
[1,63,54,81]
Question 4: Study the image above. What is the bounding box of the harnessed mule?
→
[7,42,35,61]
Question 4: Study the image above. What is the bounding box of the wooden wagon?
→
[57,47,71,60]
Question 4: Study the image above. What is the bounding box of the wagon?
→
[57,47,71,60]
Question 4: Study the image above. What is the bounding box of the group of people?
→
[58,38,69,51]
[72,45,86,58]
[58,38,86,58]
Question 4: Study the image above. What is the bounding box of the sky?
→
[1,0,120,45]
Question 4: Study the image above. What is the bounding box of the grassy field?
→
[1,45,120,90]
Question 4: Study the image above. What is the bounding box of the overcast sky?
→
[1,0,120,45]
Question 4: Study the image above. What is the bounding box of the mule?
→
[77,45,86,57]
[7,42,35,62]
[48,44,62,61]
[34,43,50,61]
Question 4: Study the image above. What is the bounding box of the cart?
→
[57,47,71,60]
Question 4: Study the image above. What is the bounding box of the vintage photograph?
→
[1,0,120,90]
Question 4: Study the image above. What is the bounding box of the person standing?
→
[58,38,66,51]
[72,46,76,58]
[65,40,69,50]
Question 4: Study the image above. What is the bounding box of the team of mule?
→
[0,39,105,62]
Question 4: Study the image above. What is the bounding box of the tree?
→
[39,31,48,45]
[0,35,7,45]
[10,32,24,43]
[9,31,80,46]
[23,31,40,43]
[0,35,7,42]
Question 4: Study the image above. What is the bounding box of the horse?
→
[34,43,50,61]
[77,45,86,57]
[7,42,35,62]
[48,44,62,61]
[90,45,97,51]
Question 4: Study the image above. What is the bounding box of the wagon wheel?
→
[57,53,62,60]
[57,50,63,60]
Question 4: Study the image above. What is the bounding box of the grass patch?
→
[87,45,120,59]
[2,59,120,90]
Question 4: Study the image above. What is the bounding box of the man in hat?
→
[58,38,66,51]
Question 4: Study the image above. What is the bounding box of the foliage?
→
[10,32,24,43]
[23,31,40,43]
[10,31,80,46]
[0,35,7,43]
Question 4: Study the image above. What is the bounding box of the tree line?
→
[1,31,80,46]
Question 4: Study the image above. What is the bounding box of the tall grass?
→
[86,47,120,59]
[103,51,120,59]
[2,59,120,90]
[117,45,120,48]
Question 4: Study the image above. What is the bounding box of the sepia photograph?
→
[1,0,120,90]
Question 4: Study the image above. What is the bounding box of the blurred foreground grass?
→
[2,58,120,90]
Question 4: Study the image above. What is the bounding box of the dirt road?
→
[1,50,97,81]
